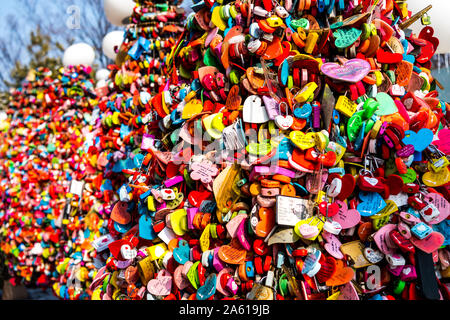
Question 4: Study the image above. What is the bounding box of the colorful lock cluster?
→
[0,65,100,299]
[1,0,450,301]
[85,0,450,300]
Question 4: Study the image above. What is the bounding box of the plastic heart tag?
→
[357,192,387,217]
[173,240,190,264]
[333,28,362,48]
[402,128,433,153]
[275,115,294,130]
[322,231,344,259]
[218,243,246,265]
[139,215,157,240]
[174,265,190,290]
[375,92,398,116]
[423,193,450,224]
[363,247,384,264]
[190,161,219,184]
[410,231,445,254]
[320,58,370,83]
[316,256,337,283]
[301,248,321,276]
[325,259,354,286]
[289,131,316,150]
[110,201,131,225]
[332,200,361,229]
[196,273,217,300]
[323,220,342,235]
[246,141,273,156]
[298,224,319,238]
[422,167,450,187]
[226,214,247,238]
[337,174,356,201]
[147,271,172,296]
[255,207,275,238]
[294,216,324,240]
[120,244,137,260]
[373,224,398,255]
[337,282,359,300]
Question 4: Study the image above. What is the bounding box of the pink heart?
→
[332,200,361,229]
[322,231,344,259]
[226,214,247,238]
[337,282,360,300]
[321,59,371,83]
[374,224,398,255]
[299,224,319,238]
[173,265,190,290]
[410,232,445,254]
[147,275,172,296]
[433,129,450,154]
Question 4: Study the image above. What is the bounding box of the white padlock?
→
[386,253,405,267]
[275,6,289,18]
[161,188,176,200]
[327,178,342,198]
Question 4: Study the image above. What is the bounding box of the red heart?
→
[316,256,337,283]
[290,148,316,171]
[319,201,339,217]
[318,151,336,167]
[358,175,385,193]
[108,239,132,260]
[305,149,319,162]
[419,26,439,56]
[376,48,403,64]
[385,174,404,195]
[337,174,356,201]
[188,190,212,207]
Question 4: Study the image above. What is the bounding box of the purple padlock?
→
[164,175,184,188]
[378,121,388,136]
[213,247,226,272]
[312,103,321,130]
[388,264,404,277]
[396,144,415,158]
[400,265,417,282]
[262,96,280,120]
[226,277,239,295]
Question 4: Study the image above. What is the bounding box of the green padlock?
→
[362,98,379,120]
[203,48,220,68]
[229,69,240,85]
[364,119,375,135]
[347,114,363,142]
[421,13,431,25]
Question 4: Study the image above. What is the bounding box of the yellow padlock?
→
[147,195,156,211]
[147,243,168,261]
[266,16,285,28]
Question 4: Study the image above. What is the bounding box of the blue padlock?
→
[411,222,432,240]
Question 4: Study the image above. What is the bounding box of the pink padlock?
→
[397,221,412,239]
[399,211,422,225]
[236,219,252,251]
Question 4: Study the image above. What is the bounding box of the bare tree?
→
[0,0,117,90]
